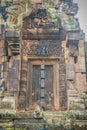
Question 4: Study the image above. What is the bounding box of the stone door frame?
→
[26,58,60,110]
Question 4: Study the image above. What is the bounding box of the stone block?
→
[30,0,42,3]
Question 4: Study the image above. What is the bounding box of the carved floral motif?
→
[21,40,62,57]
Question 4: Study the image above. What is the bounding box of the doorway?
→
[27,59,59,110]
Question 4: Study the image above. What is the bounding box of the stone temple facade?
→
[0,0,87,129]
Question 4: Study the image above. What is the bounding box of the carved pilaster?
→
[18,55,28,110]
[75,40,86,92]
[78,40,86,72]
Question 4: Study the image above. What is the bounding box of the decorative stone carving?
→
[34,105,44,119]
[55,1,79,31]
[19,98,26,110]
[21,40,61,57]
[37,40,48,56]
[8,58,19,91]
[66,57,75,81]
[21,40,38,56]
[23,8,61,29]
[6,4,25,29]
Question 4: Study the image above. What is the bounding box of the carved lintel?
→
[21,40,62,57]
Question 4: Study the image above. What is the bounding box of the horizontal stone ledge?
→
[5,31,19,38]
[66,31,84,41]
[22,28,60,34]
[13,118,45,124]
[22,35,65,40]
[22,28,66,40]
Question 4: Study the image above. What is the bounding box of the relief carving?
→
[21,40,61,57]
[19,99,26,109]
[19,91,26,97]
[21,40,38,56]
[69,44,78,57]
[23,8,61,29]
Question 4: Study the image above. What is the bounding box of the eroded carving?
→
[21,40,61,57]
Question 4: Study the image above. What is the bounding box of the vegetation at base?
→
[6,128,26,130]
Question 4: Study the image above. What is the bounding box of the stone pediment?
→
[22,8,65,40]
[22,8,61,29]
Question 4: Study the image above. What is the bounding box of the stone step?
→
[68,90,80,95]
[69,97,83,102]
[17,111,66,121]
[44,111,66,117]
[68,94,80,97]
[67,90,83,106]
[68,89,79,93]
